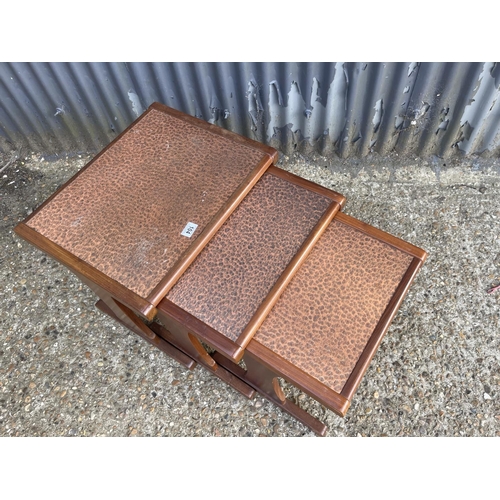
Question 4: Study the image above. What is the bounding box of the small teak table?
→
[15,102,427,435]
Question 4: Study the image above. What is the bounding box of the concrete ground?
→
[1,150,499,437]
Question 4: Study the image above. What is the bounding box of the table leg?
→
[155,312,255,399]
[77,273,255,400]
[213,352,327,436]
[73,271,196,370]
[95,299,196,370]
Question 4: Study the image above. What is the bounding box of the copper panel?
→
[254,216,414,394]
[166,172,333,345]
[26,105,273,300]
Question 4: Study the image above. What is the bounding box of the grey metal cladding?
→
[1,62,499,158]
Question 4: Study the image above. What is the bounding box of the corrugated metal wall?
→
[1,62,499,159]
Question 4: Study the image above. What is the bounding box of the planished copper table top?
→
[16,103,277,318]
[253,213,415,394]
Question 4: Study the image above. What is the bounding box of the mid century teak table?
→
[14,102,427,436]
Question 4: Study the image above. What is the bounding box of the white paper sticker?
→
[181,222,198,238]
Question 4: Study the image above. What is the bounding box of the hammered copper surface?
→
[166,172,332,342]
[27,107,269,299]
[254,218,414,393]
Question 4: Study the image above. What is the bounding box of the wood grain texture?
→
[150,317,255,399]
[242,342,351,417]
[157,300,244,361]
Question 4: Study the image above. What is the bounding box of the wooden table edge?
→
[235,199,342,353]
[14,222,158,320]
[340,256,425,401]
